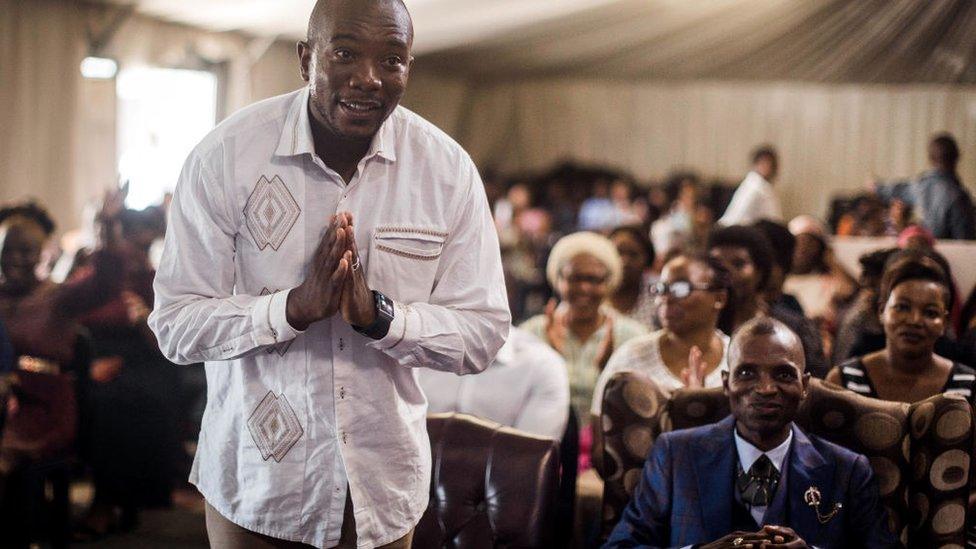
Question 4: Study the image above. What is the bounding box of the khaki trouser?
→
[205,492,413,549]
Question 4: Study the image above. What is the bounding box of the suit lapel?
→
[785,426,835,543]
[693,416,736,540]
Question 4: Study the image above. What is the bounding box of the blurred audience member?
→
[872,133,976,240]
[835,195,890,237]
[74,206,180,538]
[520,232,647,427]
[717,145,782,226]
[494,181,532,236]
[0,193,124,546]
[707,225,829,378]
[578,179,618,231]
[417,326,569,440]
[784,216,857,345]
[844,248,967,360]
[650,173,699,256]
[607,226,657,326]
[961,290,976,367]
[543,179,578,234]
[753,219,803,317]
[828,252,976,402]
[500,207,554,323]
[0,318,12,374]
[610,179,643,227]
[886,198,913,235]
[832,248,898,364]
[592,253,735,419]
[896,224,936,250]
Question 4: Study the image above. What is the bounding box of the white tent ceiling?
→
[95,0,976,83]
[96,0,615,55]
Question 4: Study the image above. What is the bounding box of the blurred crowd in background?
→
[1,134,975,546]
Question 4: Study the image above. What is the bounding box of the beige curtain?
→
[403,75,976,220]
[0,0,86,231]
[0,1,304,233]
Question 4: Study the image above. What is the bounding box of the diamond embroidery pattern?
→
[259,288,293,356]
[247,391,303,463]
[244,175,300,251]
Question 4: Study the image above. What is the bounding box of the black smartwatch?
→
[353,290,395,340]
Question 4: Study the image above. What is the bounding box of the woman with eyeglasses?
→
[827,251,976,403]
[591,252,736,419]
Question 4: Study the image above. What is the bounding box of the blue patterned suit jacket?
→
[604,416,899,548]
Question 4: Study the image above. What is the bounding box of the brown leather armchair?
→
[415,413,560,548]
[598,374,975,547]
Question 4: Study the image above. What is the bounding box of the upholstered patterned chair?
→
[599,373,975,547]
[415,413,560,548]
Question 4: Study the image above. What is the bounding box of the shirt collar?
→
[734,425,793,473]
[274,87,398,163]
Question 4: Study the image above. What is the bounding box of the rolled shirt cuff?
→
[368,300,416,360]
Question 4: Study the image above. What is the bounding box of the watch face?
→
[377,293,395,317]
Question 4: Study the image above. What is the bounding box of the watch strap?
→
[353,290,394,340]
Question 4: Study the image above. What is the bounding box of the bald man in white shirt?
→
[147,1,510,547]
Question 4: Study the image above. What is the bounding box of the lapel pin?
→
[804,486,842,524]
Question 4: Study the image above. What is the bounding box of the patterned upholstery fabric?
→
[598,373,974,547]
[415,413,560,548]
[908,394,973,547]
[598,374,669,534]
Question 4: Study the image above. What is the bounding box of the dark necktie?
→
[736,454,779,507]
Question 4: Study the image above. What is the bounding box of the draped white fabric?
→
[416,0,976,83]
[106,0,976,81]
[5,0,976,230]
[402,76,976,220]
[0,0,86,230]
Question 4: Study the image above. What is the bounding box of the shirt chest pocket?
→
[367,226,448,304]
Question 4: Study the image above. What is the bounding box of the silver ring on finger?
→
[351,257,361,271]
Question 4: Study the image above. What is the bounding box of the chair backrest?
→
[599,373,974,547]
[415,413,560,549]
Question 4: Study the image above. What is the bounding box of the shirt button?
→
[339,387,346,399]
[342,432,348,444]
[339,338,345,351]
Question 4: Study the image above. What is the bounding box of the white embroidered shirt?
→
[148,87,510,548]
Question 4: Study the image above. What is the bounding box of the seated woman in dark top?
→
[828,251,976,402]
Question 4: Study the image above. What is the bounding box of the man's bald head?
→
[307,0,413,47]
[298,0,414,142]
[728,316,806,372]
[724,316,808,450]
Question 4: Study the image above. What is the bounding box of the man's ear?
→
[722,370,730,396]
[801,372,811,396]
[297,40,312,82]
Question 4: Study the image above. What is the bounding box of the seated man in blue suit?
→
[605,317,898,548]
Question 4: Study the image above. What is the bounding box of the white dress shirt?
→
[718,171,783,226]
[734,428,793,526]
[148,88,510,548]
[590,330,729,417]
[417,327,569,440]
